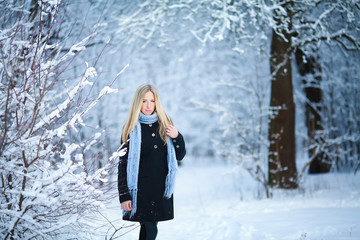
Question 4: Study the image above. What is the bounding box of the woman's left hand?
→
[166,125,179,138]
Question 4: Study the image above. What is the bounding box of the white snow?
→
[97,159,360,240]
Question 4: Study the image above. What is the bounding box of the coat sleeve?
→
[171,132,186,161]
[118,140,132,203]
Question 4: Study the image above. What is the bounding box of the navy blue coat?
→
[118,121,186,222]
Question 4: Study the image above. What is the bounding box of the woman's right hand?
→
[121,200,132,211]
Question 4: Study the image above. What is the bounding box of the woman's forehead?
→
[143,91,155,98]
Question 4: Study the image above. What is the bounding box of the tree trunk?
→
[295,48,331,173]
[268,7,298,188]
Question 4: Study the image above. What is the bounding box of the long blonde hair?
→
[122,84,173,144]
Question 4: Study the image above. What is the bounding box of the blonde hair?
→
[122,84,173,144]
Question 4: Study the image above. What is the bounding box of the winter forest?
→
[1,0,359,239]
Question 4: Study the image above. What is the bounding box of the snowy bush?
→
[0,1,124,239]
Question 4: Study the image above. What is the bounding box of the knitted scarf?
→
[126,112,178,217]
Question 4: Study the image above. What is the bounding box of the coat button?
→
[173,139,176,143]
[152,133,155,137]
[154,145,158,149]
[176,145,180,148]
[149,124,152,127]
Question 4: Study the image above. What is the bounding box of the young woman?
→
[118,84,186,240]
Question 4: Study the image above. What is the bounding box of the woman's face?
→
[141,91,156,115]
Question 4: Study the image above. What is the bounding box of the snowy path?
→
[101,161,360,240]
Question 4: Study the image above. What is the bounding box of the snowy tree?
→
[185,0,360,189]
[268,1,297,189]
[292,1,360,175]
[294,48,329,173]
[179,0,297,190]
[0,1,125,239]
[266,0,359,180]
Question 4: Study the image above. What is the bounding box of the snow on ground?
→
[99,158,360,240]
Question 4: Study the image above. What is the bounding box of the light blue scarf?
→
[126,112,178,217]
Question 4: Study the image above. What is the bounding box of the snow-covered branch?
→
[0,1,125,239]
